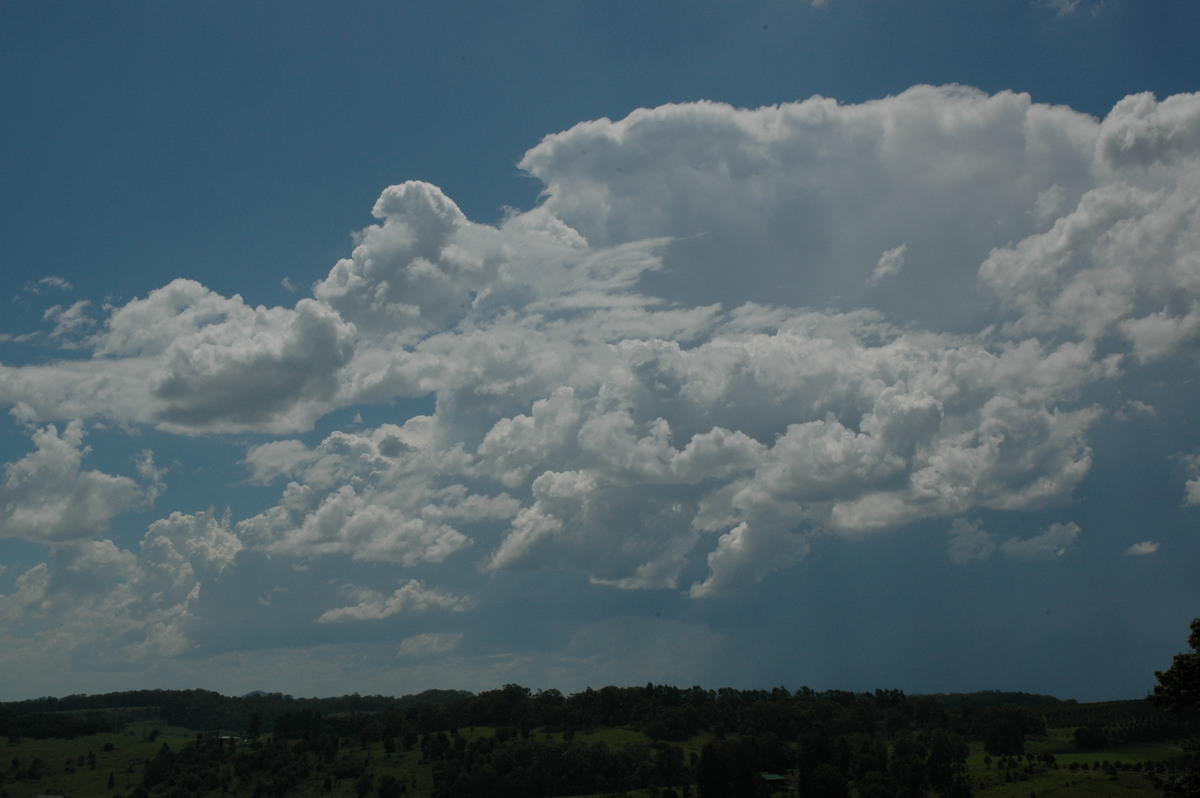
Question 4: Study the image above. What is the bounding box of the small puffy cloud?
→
[947,518,997,564]
[316,580,469,623]
[141,511,243,587]
[1000,521,1081,560]
[0,421,153,542]
[1125,541,1160,556]
[24,275,72,294]
[1114,399,1156,421]
[867,243,907,286]
[1183,453,1200,506]
[43,300,94,342]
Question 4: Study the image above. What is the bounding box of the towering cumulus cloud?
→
[1,86,1198,679]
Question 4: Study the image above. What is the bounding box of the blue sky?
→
[1,0,1198,702]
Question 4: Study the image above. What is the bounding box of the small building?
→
[759,772,794,794]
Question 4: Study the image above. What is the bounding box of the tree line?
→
[1,616,1195,797]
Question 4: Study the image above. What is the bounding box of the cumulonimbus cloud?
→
[2,86,1198,662]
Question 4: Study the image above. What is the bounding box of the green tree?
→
[247,713,263,739]
[1150,617,1200,798]
[1153,618,1200,714]
[377,773,404,798]
[1073,726,1109,750]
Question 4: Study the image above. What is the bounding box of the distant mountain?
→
[241,690,270,698]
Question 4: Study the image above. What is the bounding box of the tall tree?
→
[1150,617,1200,798]
[1153,618,1200,714]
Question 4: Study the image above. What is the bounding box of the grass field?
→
[2,729,195,798]
[965,727,1182,798]
[0,723,1186,798]
[0,733,436,798]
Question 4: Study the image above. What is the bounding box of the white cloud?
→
[1115,399,1155,420]
[2,86,1198,621]
[0,421,155,542]
[24,275,72,294]
[1000,521,1081,560]
[0,562,50,626]
[0,280,357,434]
[0,509,254,673]
[313,182,491,333]
[312,181,628,339]
[868,243,907,286]
[981,92,1200,359]
[141,511,243,590]
[248,232,1113,598]
[0,536,203,667]
[1183,453,1200,506]
[1125,541,1159,556]
[43,300,94,342]
[1040,0,1112,16]
[134,287,356,433]
[316,580,469,623]
[947,518,997,564]
[397,632,463,658]
[518,85,1098,330]
[239,420,519,565]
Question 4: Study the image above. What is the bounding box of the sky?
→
[1,0,1198,703]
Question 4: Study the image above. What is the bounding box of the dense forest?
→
[1,619,1196,798]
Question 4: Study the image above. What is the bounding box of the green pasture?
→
[964,728,1182,798]
[0,721,1187,798]
[2,729,195,798]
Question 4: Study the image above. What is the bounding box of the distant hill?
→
[921,689,1074,708]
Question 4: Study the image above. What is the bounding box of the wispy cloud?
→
[1000,523,1082,561]
[1041,0,1113,16]
[316,580,470,623]
[397,632,462,658]
[23,275,72,294]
